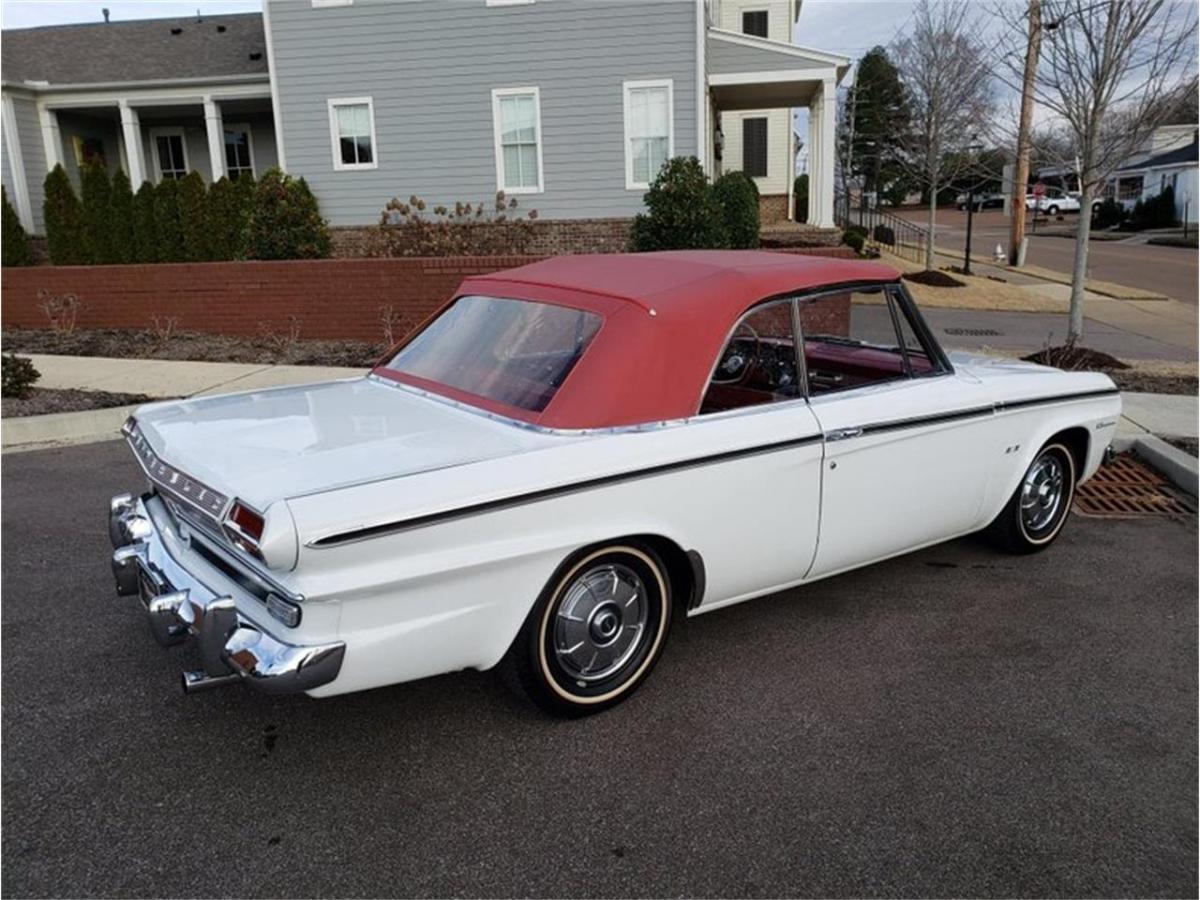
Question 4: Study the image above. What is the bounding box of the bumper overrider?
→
[110,492,345,695]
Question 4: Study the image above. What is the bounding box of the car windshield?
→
[382,295,602,413]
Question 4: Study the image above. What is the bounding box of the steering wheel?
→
[710,321,761,386]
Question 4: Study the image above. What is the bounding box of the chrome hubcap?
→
[554,563,648,683]
[1021,453,1065,533]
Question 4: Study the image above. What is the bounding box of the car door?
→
[691,297,825,604]
[801,284,1001,579]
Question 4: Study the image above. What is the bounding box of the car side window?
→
[700,300,801,415]
[887,286,942,376]
[798,288,913,395]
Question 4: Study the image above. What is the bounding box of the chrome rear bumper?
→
[110,493,344,695]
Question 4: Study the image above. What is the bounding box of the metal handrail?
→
[834,193,929,264]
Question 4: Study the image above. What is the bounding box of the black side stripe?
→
[859,404,994,436]
[852,387,1120,437]
[995,387,1120,412]
[311,433,825,547]
[310,387,1119,548]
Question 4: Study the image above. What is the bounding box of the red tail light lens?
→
[223,501,265,557]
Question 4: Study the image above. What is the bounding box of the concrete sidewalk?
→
[23,353,365,399]
[3,355,365,452]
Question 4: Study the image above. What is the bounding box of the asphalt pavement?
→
[894,208,1199,307]
[2,441,1197,898]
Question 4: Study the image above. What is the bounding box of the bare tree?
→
[892,0,994,270]
[994,0,1196,342]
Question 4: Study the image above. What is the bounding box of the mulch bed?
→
[2,388,157,419]
[1021,346,1196,396]
[1105,371,1198,396]
[1022,345,1130,370]
[902,269,966,288]
[2,328,384,368]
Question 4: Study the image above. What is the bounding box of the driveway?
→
[894,208,1199,306]
[3,441,1197,898]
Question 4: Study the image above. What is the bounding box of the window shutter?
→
[743,118,768,178]
[742,10,768,37]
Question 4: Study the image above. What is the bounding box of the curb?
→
[1,404,139,454]
[1112,434,1198,497]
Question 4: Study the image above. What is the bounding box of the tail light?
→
[223,501,265,559]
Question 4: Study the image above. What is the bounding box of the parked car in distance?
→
[1025,192,1100,215]
[956,193,1004,211]
[109,252,1121,717]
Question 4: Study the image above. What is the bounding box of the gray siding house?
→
[1,0,847,237]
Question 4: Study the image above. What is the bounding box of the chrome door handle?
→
[826,427,863,442]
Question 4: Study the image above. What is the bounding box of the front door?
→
[801,285,1000,578]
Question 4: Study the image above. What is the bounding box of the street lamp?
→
[963,141,985,276]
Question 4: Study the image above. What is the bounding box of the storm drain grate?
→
[1074,454,1196,518]
[943,327,1003,337]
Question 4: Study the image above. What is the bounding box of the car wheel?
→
[1047,204,1059,215]
[985,442,1076,554]
[501,543,673,717]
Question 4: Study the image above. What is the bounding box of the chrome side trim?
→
[366,373,688,436]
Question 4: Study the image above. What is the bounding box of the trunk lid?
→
[133,376,574,510]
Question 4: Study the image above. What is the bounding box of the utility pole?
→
[1009,0,1041,267]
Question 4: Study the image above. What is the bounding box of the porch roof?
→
[706,29,849,109]
[1,13,267,87]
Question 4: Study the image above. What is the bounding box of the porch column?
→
[38,104,62,171]
[118,100,146,186]
[807,97,820,225]
[203,95,225,182]
[2,94,34,231]
[812,78,836,228]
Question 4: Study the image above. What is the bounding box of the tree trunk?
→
[1067,183,1096,343]
[925,187,937,271]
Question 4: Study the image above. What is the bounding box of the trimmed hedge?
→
[2,187,33,267]
[44,165,88,265]
[39,165,330,265]
[712,170,761,249]
[108,170,135,264]
[247,168,333,260]
[2,353,40,399]
[841,230,865,253]
[631,157,727,251]
[80,161,112,263]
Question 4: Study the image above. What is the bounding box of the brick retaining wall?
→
[1,247,858,343]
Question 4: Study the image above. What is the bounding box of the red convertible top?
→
[375,251,900,429]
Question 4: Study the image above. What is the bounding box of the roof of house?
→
[0,13,267,86]
[375,251,901,429]
[1118,137,1199,173]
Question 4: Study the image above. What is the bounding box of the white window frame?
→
[149,126,189,182]
[491,86,544,195]
[222,121,257,179]
[622,78,674,191]
[327,96,378,172]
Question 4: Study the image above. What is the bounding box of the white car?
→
[109,252,1121,716]
[1025,193,1082,215]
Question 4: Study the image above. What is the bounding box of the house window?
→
[624,79,674,190]
[327,98,377,170]
[491,87,543,193]
[1117,175,1143,201]
[223,124,255,180]
[743,117,768,178]
[150,128,188,180]
[742,9,769,37]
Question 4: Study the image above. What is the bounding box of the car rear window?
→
[382,295,602,413]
